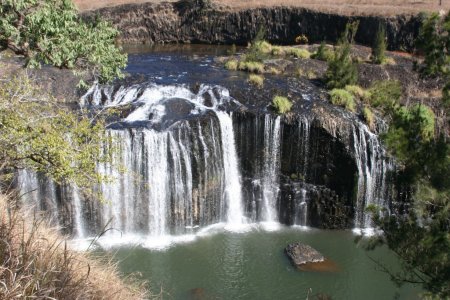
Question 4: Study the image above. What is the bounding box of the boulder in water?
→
[285,242,339,272]
[285,242,324,266]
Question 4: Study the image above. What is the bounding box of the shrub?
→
[325,22,359,89]
[368,80,402,109]
[363,106,375,130]
[295,34,309,44]
[345,85,369,100]
[224,59,238,70]
[312,42,334,61]
[329,89,356,112]
[372,24,387,64]
[248,74,264,87]
[272,96,293,114]
[238,61,265,73]
[0,0,127,83]
[408,104,436,140]
[287,47,311,59]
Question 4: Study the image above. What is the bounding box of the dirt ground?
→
[74,0,450,15]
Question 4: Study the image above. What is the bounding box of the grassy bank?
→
[0,194,148,300]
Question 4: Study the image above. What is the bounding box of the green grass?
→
[363,106,375,130]
[272,96,293,114]
[254,40,273,54]
[248,74,264,87]
[368,80,402,108]
[286,47,311,59]
[345,85,370,100]
[224,59,238,70]
[271,46,285,56]
[238,61,265,73]
[329,89,356,112]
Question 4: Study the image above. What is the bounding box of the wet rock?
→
[285,242,325,266]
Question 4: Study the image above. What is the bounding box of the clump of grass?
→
[345,85,370,100]
[0,194,148,300]
[268,67,282,75]
[329,88,356,112]
[224,59,238,70]
[368,80,402,108]
[253,40,273,54]
[296,68,317,79]
[238,61,265,73]
[271,46,285,56]
[287,47,311,59]
[383,57,396,65]
[363,106,375,130]
[248,74,264,87]
[272,96,293,114]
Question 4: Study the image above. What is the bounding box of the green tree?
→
[0,74,112,191]
[371,24,387,64]
[364,12,450,298]
[0,0,127,83]
[325,21,359,89]
[416,12,450,109]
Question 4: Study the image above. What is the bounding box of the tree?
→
[325,21,359,89]
[364,12,450,298]
[371,24,387,64]
[0,74,112,192]
[0,0,127,83]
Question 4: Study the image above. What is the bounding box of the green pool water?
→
[108,226,422,300]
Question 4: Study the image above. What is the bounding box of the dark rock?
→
[84,2,422,52]
[285,242,325,266]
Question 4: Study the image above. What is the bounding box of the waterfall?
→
[260,115,281,223]
[352,123,392,228]
[294,189,308,226]
[16,82,395,245]
[216,111,245,227]
[72,187,85,238]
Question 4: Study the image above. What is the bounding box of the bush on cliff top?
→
[329,88,356,112]
[0,0,127,83]
[272,96,293,114]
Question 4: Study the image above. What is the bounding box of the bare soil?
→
[74,0,450,15]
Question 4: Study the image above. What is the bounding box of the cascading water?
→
[16,81,395,247]
[260,115,281,223]
[216,111,245,226]
[352,123,393,229]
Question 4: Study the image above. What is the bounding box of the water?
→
[110,227,421,300]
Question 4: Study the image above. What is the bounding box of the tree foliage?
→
[365,13,450,298]
[416,12,450,109]
[0,74,112,191]
[371,24,387,64]
[325,21,359,89]
[0,0,127,83]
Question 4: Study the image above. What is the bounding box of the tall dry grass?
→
[0,193,148,300]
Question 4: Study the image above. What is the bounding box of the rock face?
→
[285,242,325,266]
[84,1,422,51]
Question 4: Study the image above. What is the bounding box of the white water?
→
[72,187,85,238]
[260,115,281,223]
[17,83,394,247]
[216,111,245,227]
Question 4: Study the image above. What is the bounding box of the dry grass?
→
[73,0,450,16]
[0,194,148,300]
